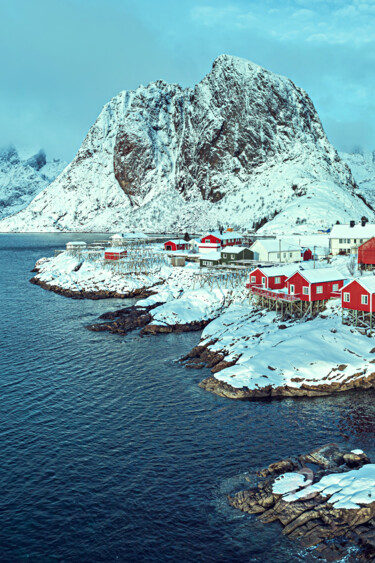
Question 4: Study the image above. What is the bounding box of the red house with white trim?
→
[104,249,127,260]
[285,268,346,302]
[358,237,375,268]
[201,231,243,247]
[164,239,189,251]
[302,248,313,261]
[247,265,297,290]
[341,278,375,313]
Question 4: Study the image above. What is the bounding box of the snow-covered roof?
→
[164,239,188,245]
[200,251,221,260]
[330,223,375,239]
[251,239,302,253]
[221,246,248,254]
[290,268,346,283]
[256,264,300,277]
[104,248,127,253]
[204,231,243,240]
[67,241,87,246]
[110,234,123,239]
[345,276,375,294]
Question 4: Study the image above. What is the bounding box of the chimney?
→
[350,220,355,228]
[362,219,366,227]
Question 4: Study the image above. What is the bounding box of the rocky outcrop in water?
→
[230,444,375,561]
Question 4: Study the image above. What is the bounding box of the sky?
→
[0,0,374,161]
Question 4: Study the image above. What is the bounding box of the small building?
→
[221,246,253,264]
[247,264,298,290]
[164,239,189,251]
[188,239,200,252]
[201,231,243,247]
[341,278,375,314]
[104,249,127,260]
[329,221,375,255]
[171,256,186,267]
[358,237,375,269]
[285,268,346,302]
[66,241,87,251]
[199,251,221,267]
[250,239,304,263]
[110,234,125,247]
[198,242,221,254]
[302,248,313,261]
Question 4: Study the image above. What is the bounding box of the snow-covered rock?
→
[0,146,66,220]
[341,150,375,209]
[1,55,373,233]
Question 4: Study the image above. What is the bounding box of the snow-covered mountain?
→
[0,55,373,233]
[340,150,375,210]
[0,146,66,220]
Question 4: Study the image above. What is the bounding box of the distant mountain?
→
[0,55,373,233]
[340,150,375,210]
[0,146,66,221]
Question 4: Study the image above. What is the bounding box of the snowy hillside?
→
[0,146,66,220]
[340,150,375,209]
[0,55,373,233]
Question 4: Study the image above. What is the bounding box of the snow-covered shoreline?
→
[31,249,375,401]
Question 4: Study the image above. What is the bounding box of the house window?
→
[277,253,280,258]
[344,292,350,302]
[339,239,343,243]
[361,295,368,305]
[223,254,227,258]
[289,252,293,257]
[283,252,287,257]
[231,254,235,259]
[251,276,256,283]
[290,284,295,295]
[332,283,339,291]
[203,261,207,265]
[316,286,323,294]
[275,277,280,284]
[303,286,309,295]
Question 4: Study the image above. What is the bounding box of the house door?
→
[262,277,266,287]
[290,284,295,295]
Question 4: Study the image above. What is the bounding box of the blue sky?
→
[1,0,374,160]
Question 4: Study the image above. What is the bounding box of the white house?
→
[188,239,200,252]
[250,239,303,263]
[329,222,375,255]
[199,242,221,254]
[110,234,125,247]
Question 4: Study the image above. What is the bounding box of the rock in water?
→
[1,55,373,232]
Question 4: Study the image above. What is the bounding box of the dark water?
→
[1,234,375,562]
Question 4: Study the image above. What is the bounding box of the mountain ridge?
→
[0,55,372,233]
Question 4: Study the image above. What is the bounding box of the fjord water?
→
[1,234,375,562]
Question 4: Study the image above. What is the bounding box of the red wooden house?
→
[201,231,243,248]
[247,265,297,290]
[302,248,313,261]
[104,249,127,260]
[285,268,346,302]
[341,278,375,313]
[358,237,375,268]
[164,239,189,251]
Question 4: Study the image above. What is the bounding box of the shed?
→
[358,237,375,268]
[104,249,127,260]
[285,268,346,302]
[302,248,313,261]
[221,246,253,263]
[171,256,186,267]
[199,251,221,267]
[66,241,87,251]
[164,239,189,251]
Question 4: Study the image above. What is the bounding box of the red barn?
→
[104,249,127,260]
[201,231,243,247]
[164,239,189,251]
[285,268,346,302]
[341,278,375,313]
[358,237,375,268]
[247,265,297,290]
[302,248,313,261]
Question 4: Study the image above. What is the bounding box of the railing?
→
[250,285,300,302]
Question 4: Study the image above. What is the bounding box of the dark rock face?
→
[26,150,47,171]
[229,444,374,561]
[86,304,161,334]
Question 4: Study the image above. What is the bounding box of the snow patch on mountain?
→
[1,55,373,232]
[340,150,375,210]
